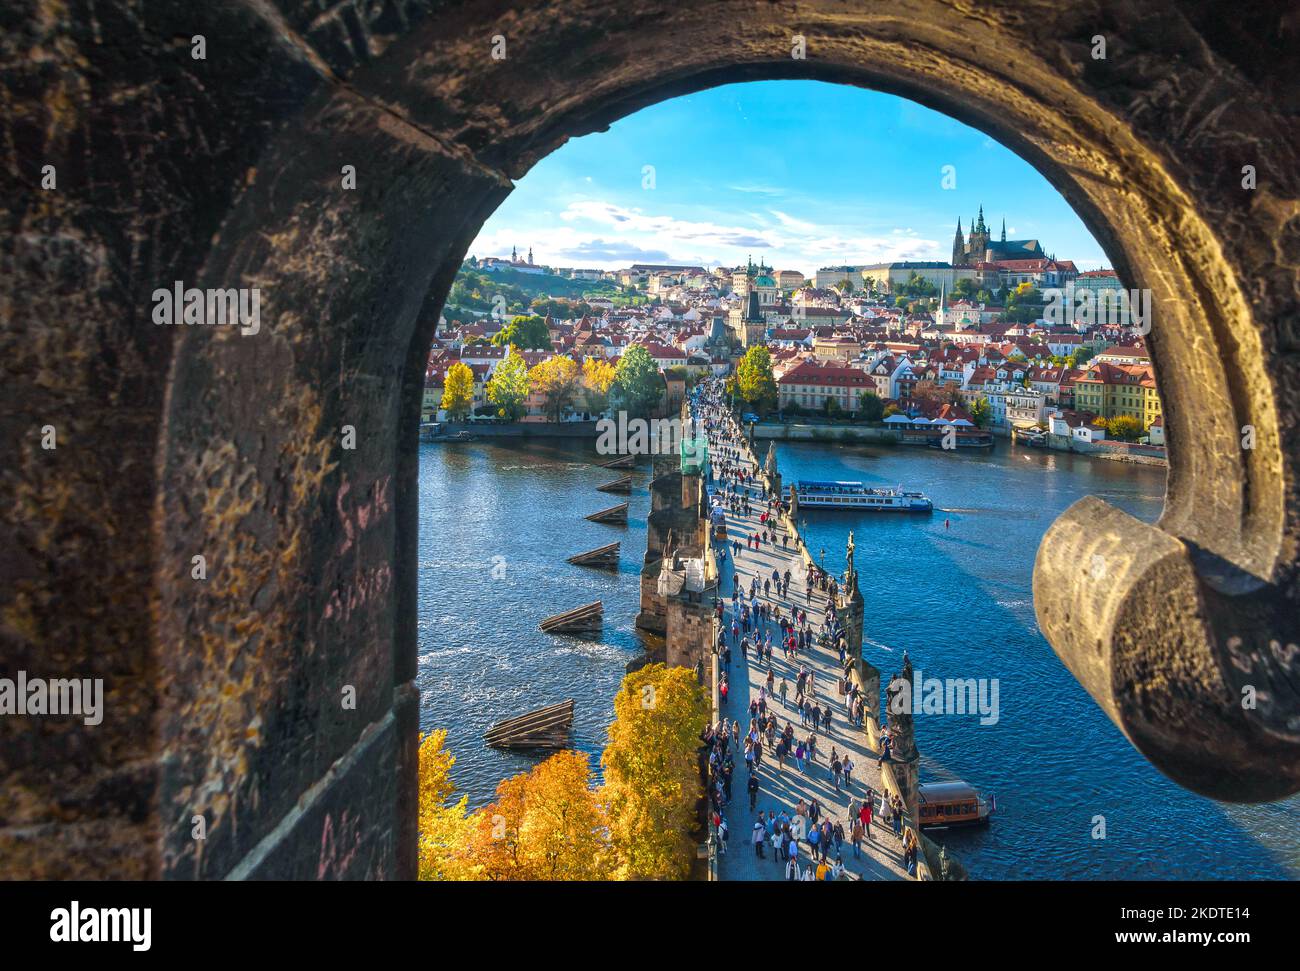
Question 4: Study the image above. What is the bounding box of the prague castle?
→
[951,206,1045,264]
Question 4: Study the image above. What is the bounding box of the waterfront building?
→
[1074,361,1163,430]
[1005,386,1048,429]
[778,359,872,412]
[1047,407,1109,444]
[866,354,917,400]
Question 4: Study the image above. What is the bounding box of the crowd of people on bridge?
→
[693,378,921,882]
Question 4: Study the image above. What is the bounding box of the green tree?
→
[1003,283,1044,324]
[491,314,552,350]
[611,344,664,418]
[736,345,777,412]
[440,362,475,421]
[486,352,530,421]
[969,395,992,428]
[858,391,885,422]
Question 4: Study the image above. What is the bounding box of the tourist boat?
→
[917,781,995,829]
[794,480,933,512]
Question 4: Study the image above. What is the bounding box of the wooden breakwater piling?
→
[596,475,632,494]
[566,541,620,569]
[484,699,575,750]
[539,600,603,634]
[585,501,628,524]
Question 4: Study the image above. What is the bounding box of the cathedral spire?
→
[1001,218,1006,243]
[952,219,965,265]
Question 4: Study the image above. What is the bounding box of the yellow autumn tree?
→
[580,357,617,416]
[469,750,613,880]
[527,355,581,422]
[600,664,709,880]
[440,361,475,420]
[417,730,485,880]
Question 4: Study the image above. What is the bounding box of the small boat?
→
[794,480,932,512]
[917,781,995,829]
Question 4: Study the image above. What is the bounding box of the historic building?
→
[731,256,778,304]
[727,287,768,347]
[1074,361,1163,430]
[951,206,1046,265]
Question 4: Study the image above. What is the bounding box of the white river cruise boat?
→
[795,480,933,512]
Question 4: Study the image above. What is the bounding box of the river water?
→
[417,437,1300,879]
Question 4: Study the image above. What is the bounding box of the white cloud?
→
[728,183,785,196]
[472,198,946,273]
[769,210,818,234]
[559,200,778,249]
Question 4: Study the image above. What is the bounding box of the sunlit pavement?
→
[706,422,908,882]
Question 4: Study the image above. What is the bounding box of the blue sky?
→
[470,80,1109,275]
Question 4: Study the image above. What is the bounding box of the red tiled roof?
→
[779,361,872,388]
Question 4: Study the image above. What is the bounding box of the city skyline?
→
[470,80,1110,276]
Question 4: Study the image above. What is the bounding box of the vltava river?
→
[418,437,1300,879]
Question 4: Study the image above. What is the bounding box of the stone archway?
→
[3,1,1297,879]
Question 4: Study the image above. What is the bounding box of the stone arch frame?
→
[3,1,1297,879]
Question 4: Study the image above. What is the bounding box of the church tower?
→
[527,246,533,265]
[968,206,990,262]
[951,218,965,265]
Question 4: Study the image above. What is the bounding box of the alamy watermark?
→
[1043,282,1151,334]
[152,280,261,335]
[887,669,1000,726]
[50,901,150,951]
[596,412,685,455]
[0,671,103,726]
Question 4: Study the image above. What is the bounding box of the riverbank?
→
[429,420,601,439]
[750,419,1168,467]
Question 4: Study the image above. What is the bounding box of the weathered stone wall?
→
[664,596,715,673]
[2,0,1298,878]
